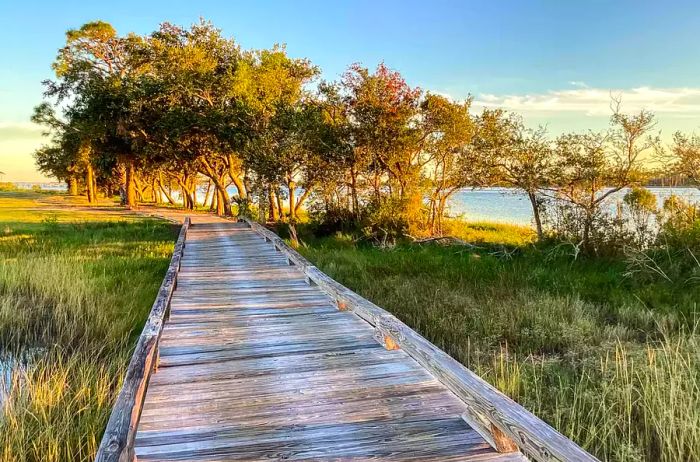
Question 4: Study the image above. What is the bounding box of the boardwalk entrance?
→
[132,218,523,461]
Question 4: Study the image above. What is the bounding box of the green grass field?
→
[0,191,176,462]
[299,233,700,461]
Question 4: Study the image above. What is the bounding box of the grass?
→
[298,229,700,461]
[0,191,176,462]
[441,218,536,246]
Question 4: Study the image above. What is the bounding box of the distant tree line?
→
[34,20,700,252]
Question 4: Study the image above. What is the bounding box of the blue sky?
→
[2,0,700,180]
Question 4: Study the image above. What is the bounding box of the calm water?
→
[449,187,700,226]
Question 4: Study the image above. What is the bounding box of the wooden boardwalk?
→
[97,213,597,462]
[132,217,526,461]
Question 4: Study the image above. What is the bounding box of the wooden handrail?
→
[95,217,190,462]
[241,218,599,462]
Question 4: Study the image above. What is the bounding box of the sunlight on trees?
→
[32,19,700,249]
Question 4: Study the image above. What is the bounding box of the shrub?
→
[0,182,19,192]
[623,187,658,248]
[308,206,359,236]
[361,197,411,246]
[543,201,633,257]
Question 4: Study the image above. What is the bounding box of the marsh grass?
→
[0,192,175,462]
[300,234,700,461]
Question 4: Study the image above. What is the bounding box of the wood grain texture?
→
[118,215,529,462]
[242,218,599,462]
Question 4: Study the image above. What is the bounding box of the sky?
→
[1,0,700,181]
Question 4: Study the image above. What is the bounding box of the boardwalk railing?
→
[241,218,599,462]
[95,217,190,462]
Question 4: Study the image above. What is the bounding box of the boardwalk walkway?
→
[132,216,525,461]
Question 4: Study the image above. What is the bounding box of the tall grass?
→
[300,235,700,461]
[0,192,175,462]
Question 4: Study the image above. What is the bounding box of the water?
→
[449,187,700,226]
[13,182,67,191]
[0,350,41,408]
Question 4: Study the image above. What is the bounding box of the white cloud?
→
[568,81,589,88]
[473,86,700,117]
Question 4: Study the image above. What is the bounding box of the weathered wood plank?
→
[135,417,494,460]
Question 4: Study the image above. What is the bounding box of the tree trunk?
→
[275,188,284,221]
[85,165,96,204]
[582,213,593,253]
[158,177,176,205]
[216,183,232,216]
[199,159,232,216]
[208,178,232,216]
[67,176,78,196]
[294,187,312,216]
[92,173,98,203]
[226,154,248,200]
[203,180,212,208]
[125,160,137,208]
[269,188,279,222]
[350,167,359,219]
[437,196,449,235]
[528,191,544,241]
[210,189,218,212]
[373,172,381,203]
[152,179,162,204]
[231,174,247,201]
[288,180,296,221]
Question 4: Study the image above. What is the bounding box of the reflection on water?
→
[449,187,700,225]
[0,350,40,408]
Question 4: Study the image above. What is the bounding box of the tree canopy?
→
[34,19,688,246]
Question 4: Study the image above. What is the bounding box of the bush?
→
[623,187,658,249]
[543,201,633,257]
[308,206,359,236]
[361,197,411,246]
[625,195,700,284]
[0,182,19,192]
[658,195,700,249]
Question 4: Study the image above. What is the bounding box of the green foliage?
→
[670,131,700,184]
[623,187,658,248]
[624,186,657,213]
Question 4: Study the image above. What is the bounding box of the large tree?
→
[342,63,424,205]
[470,110,554,240]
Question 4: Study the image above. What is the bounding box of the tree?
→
[313,81,357,218]
[420,93,475,234]
[142,20,245,215]
[342,63,424,206]
[238,45,319,221]
[551,106,655,251]
[670,132,700,185]
[31,103,99,201]
[469,110,554,240]
[40,21,151,207]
